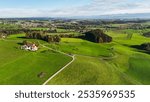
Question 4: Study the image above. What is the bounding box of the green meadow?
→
[0,35,72,85]
[45,38,113,57]
[1,27,150,85]
[47,55,135,85]
[47,29,150,85]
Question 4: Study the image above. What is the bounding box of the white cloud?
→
[0,9,41,17]
[0,0,150,17]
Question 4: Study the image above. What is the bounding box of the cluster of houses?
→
[0,34,7,39]
[21,43,38,51]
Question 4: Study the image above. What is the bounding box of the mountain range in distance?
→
[0,13,150,20]
[67,13,150,20]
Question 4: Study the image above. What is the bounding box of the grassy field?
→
[45,38,113,57]
[1,27,150,85]
[30,27,49,30]
[47,29,150,85]
[127,53,150,84]
[47,55,135,85]
[0,35,72,85]
[0,23,21,29]
[56,28,69,33]
[107,30,150,45]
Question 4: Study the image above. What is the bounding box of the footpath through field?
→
[39,42,75,85]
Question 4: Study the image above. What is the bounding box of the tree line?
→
[25,29,113,43]
[84,29,112,43]
[0,28,57,36]
[25,31,61,43]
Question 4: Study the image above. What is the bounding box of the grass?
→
[1,27,150,85]
[107,30,150,45]
[127,53,150,84]
[0,23,21,29]
[45,38,113,57]
[47,55,134,85]
[7,33,47,44]
[56,29,69,33]
[47,29,150,85]
[106,29,150,84]
[0,36,72,85]
[30,27,49,30]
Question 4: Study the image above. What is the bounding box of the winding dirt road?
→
[39,43,75,85]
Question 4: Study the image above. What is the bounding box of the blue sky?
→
[0,0,150,17]
[0,0,91,9]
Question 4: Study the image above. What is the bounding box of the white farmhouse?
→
[21,43,38,51]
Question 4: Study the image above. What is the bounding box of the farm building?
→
[0,34,7,39]
[21,43,38,51]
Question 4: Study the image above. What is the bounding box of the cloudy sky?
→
[0,0,150,17]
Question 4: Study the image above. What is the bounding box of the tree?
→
[85,29,112,43]
[141,43,150,51]
[126,33,133,40]
[143,32,150,37]
[22,40,28,45]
